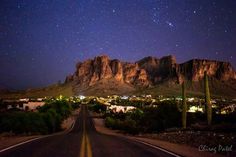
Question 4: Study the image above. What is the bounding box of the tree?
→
[182,81,187,129]
[204,71,212,125]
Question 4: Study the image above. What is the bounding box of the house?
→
[4,100,24,110]
[108,105,136,113]
[19,98,29,102]
[121,96,129,100]
[188,106,203,113]
[23,101,45,111]
[3,99,45,111]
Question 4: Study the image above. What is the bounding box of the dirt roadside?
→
[93,118,224,157]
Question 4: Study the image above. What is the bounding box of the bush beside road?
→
[0,106,80,151]
[0,99,77,135]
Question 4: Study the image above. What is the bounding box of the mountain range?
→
[61,55,236,98]
[1,55,236,98]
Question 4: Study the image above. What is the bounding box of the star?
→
[153,19,159,24]
[166,21,174,27]
[0,0,235,89]
[64,38,68,43]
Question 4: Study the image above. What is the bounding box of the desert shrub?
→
[0,99,73,135]
[129,108,144,121]
[105,116,138,134]
[122,118,139,134]
[213,111,236,124]
[89,103,107,113]
[187,112,205,125]
[0,112,48,134]
[138,101,181,132]
[105,101,181,134]
[38,99,72,120]
[112,111,126,120]
[42,109,61,133]
[27,112,48,134]
[105,116,116,128]
[71,103,80,109]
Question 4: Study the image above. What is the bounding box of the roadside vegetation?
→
[91,100,236,135]
[104,101,181,134]
[88,100,107,114]
[0,98,79,135]
[89,75,236,135]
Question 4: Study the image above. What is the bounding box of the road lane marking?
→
[86,134,92,157]
[132,139,182,157]
[79,105,92,157]
[80,134,86,157]
[0,119,76,153]
[79,133,93,157]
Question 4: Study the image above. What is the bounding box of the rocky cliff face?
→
[65,55,236,92]
[177,59,236,82]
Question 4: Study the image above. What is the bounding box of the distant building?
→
[23,101,45,111]
[188,106,203,113]
[121,96,129,100]
[78,95,86,100]
[7,103,24,110]
[109,105,136,113]
[4,99,45,111]
[19,98,29,102]
[37,98,44,101]
[4,100,24,110]
[187,98,195,102]
[221,104,236,114]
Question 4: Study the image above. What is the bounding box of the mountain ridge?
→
[1,55,236,98]
[61,55,236,97]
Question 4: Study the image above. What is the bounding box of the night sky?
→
[0,0,235,90]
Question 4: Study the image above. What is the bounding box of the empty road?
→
[0,105,178,157]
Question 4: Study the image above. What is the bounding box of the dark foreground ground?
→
[0,105,176,157]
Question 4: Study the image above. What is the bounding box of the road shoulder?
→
[93,118,223,157]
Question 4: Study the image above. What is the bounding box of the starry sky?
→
[0,0,235,90]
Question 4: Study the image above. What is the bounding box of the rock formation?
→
[65,55,236,95]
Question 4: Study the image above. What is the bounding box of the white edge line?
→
[0,120,76,153]
[132,138,182,157]
[90,115,181,157]
[91,116,181,157]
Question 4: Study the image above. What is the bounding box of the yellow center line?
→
[80,134,86,157]
[86,134,92,157]
[79,105,92,157]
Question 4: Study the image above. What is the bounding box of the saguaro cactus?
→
[182,81,187,129]
[204,71,212,125]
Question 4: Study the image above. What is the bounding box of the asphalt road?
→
[0,105,177,157]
